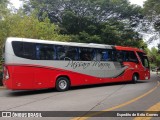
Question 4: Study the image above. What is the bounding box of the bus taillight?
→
[3,66,9,80]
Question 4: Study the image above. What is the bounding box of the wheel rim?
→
[59,80,67,90]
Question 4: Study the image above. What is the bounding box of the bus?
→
[2,37,150,91]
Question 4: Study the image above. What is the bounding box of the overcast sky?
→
[129,0,146,6]
[10,0,22,9]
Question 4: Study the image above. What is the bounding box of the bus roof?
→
[115,46,144,53]
[6,37,113,49]
[6,37,144,52]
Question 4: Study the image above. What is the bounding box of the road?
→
[0,72,160,120]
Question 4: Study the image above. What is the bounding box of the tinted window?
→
[12,41,35,59]
[128,51,138,62]
[12,41,23,57]
[65,46,78,60]
[56,46,66,60]
[109,50,117,61]
[79,48,94,61]
[116,51,124,62]
[23,42,35,59]
[93,49,113,61]
[117,50,138,63]
[55,46,78,60]
[93,49,103,61]
[36,44,55,60]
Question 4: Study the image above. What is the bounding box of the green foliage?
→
[147,47,160,67]
[67,19,143,47]
[143,0,160,15]
[143,0,160,31]
[22,0,142,23]
[0,11,71,60]
[21,0,144,47]
[0,11,71,39]
[3,12,70,41]
[0,0,9,19]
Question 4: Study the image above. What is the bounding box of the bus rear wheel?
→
[132,74,138,84]
[56,77,70,92]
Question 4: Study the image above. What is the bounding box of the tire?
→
[132,74,138,84]
[56,77,70,92]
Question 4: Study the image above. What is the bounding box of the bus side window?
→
[12,41,23,57]
[65,47,78,60]
[116,51,124,62]
[102,51,108,61]
[107,50,112,61]
[111,50,117,61]
[80,52,91,61]
[23,42,35,59]
[93,49,102,61]
[129,51,138,63]
[56,45,66,60]
[124,51,138,63]
[94,49,109,61]
[12,41,35,59]
[79,48,93,61]
[36,44,55,60]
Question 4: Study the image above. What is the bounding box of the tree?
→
[22,0,142,22]
[143,0,160,43]
[0,11,71,61]
[143,0,160,16]
[0,0,10,63]
[21,0,143,47]
[0,0,9,20]
[144,0,160,31]
[149,47,160,67]
[0,11,71,41]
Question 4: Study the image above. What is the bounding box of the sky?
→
[129,0,146,7]
[9,0,23,9]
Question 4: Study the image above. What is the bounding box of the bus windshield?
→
[143,56,149,68]
[137,52,149,68]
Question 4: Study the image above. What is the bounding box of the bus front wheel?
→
[56,77,70,92]
[132,74,138,84]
